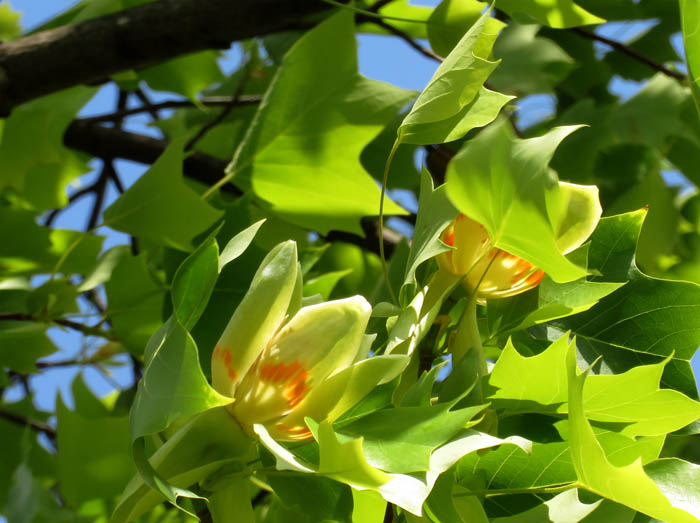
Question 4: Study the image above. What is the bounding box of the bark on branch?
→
[0,0,332,115]
[64,120,240,194]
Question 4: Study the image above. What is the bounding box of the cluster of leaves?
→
[2,0,700,522]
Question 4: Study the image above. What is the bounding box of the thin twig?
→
[371,19,442,62]
[87,163,112,230]
[0,408,56,437]
[134,88,162,121]
[81,95,263,124]
[186,58,255,151]
[0,313,116,340]
[570,27,685,81]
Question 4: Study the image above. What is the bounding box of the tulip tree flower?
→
[438,182,602,302]
[211,240,405,441]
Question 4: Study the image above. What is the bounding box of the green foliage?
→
[3,1,700,522]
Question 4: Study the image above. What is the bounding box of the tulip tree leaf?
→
[103,138,223,252]
[644,458,700,520]
[139,51,224,102]
[402,169,458,292]
[0,3,21,40]
[340,402,487,473]
[0,207,103,277]
[446,120,589,283]
[426,0,482,57]
[487,336,700,437]
[680,0,700,118]
[398,11,513,145]
[226,11,413,235]
[171,235,219,330]
[104,252,166,353]
[490,489,601,522]
[0,87,96,211]
[487,0,604,28]
[488,23,576,95]
[487,274,625,336]
[131,317,230,441]
[129,317,231,515]
[218,218,266,270]
[0,321,58,373]
[555,211,700,398]
[56,393,134,506]
[113,407,252,523]
[565,343,698,522]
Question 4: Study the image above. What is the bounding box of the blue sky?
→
[5,1,700,413]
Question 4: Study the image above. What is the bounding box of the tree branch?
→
[0,0,334,115]
[569,27,686,81]
[81,95,263,124]
[0,313,115,340]
[0,408,56,437]
[64,120,242,195]
[370,19,442,63]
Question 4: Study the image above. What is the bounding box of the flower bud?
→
[438,182,601,301]
[211,241,381,441]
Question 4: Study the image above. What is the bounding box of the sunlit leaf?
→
[446,120,589,282]
[103,138,223,252]
[227,11,413,235]
[566,341,698,522]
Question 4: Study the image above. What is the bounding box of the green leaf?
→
[402,169,458,292]
[487,274,625,336]
[340,402,487,473]
[0,87,96,210]
[426,0,482,57]
[0,321,58,373]
[113,407,252,523]
[128,317,232,516]
[56,391,134,505]
[555,211,700,398]
[226,11,413,235]
[491,489,601,522]
[680,0,700,117]
[358,0,433,39]
[644,458,700,520]
[487,336,700,437]
[208,477,256,523]
[399,12,512,144]
[0,206,103,276]
[103,138,223,251]
[218,218,265,271]
[491,0,604,28]
[104,251,166,352]
[130,317,230,441]
[139,51,224,102]
[488,23,576,95]
[171,235,219,330]
[566,341,698,522]
[266,473,353,523]
[352,490,386,523]
[0,3,22,40]
[446,121,589,283]
[303,269,353,300]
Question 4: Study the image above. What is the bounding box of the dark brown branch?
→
[371,19,442,63]
[0,313,115,340]
[64,120,242,195]
[0,0,335,115]
[0,408,56,437]
[570,27,686,81]
[82,95,263,124]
